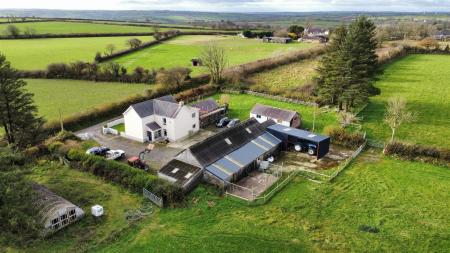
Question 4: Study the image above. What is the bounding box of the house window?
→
[256,115,261,119]
[192,124,196,129]
[163,118,167,125]
[163,129,167,136]
[192,112,196,118]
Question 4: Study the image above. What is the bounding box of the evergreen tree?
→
[0,54,45,148]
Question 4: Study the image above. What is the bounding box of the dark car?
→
[216,117,230,128]
[227,119,241,128]
[86,146,110,156]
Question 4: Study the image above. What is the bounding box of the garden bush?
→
[324,125,366,148]
[384,142,450,166]
[67,149,184,205]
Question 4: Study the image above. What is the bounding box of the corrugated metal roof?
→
[267,124,329,142]
[159,159,202,187]
[251,104,298,122]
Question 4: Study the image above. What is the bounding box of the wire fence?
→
[220,88,318,107]
[328,141,367,182]
[143,188,163,208]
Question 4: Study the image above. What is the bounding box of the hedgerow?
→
[384,142,450,166]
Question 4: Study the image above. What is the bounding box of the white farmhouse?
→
[123,95,200,143]
[250,104,301,128]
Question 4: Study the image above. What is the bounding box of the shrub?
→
[358,225,380,233]
[324,125,366,148]
[384,142,450,165]
[67,149,184,205]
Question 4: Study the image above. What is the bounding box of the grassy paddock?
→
[0,36,154,70]
[24,79,151,123]
[361,54,450,147]
[210,93,338,133]
[90,150,450,252]
[113,35,316,76]
[2,162,144,253]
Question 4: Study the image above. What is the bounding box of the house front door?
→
[147,131,153,142]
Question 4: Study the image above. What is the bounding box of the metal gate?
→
[143,188,163,208]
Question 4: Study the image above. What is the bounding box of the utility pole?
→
[312,104,317,132]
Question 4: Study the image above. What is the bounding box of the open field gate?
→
[143,188,163,208]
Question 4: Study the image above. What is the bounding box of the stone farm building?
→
[123,95,200,143]
[32,184,84,236]
[192,99,227,128]
[250,104,301,128]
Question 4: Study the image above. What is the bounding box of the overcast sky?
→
[2,0,450,12]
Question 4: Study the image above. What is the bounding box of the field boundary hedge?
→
[66,149,184,205]
[220,88,317,106]
[383,141,450,167]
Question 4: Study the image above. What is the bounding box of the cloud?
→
[2,0,450,12]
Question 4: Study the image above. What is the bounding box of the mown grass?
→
[361,54,450,147]
[211,93,338,133]
[113,35,316,76]
[2,162,144,253]
[89,150,450,253]
[247,57,319,90]
[0,36,154,70]
[24,79,151,122]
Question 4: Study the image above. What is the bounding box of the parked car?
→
[105,150,125,160]
[216,117,230,128]
[294,143,317,156]
[227,119,240,128]
[86,146,110,156]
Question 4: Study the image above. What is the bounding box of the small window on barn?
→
[192,112,196,118]
[225,138,232,145]
[256,115,261,119]
[163,118,167,125]
[171,168,179,174]
[185,173,193,179]
[69,209,75,216]
[61,214,67,220]
[52,223,60,230]
[307,134,316,138]
[51,218,59,225]
[246,128,252,133]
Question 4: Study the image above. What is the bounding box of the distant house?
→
[192,99,227,128]
[305,28,330,37]
[434,30,450,41]
[32,184,84,236]
[299,35,328,43]
[262,37,292,44]
[123,95,200,143]
[250,104,301,128]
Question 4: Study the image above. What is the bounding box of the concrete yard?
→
[227,171,279,201]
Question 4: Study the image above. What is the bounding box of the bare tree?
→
[156,67,191,91]
[339,111,360,128]
[105,44,116,56]
[200,44,228,85]
[384,97,416,142]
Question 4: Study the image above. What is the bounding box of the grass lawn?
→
[112,123,125,132]
[247,57,319,90]
[88,150,450,252]
[211,93,338,133]
[3,162,144,253]
[360,54,450,147]
[113,35,316,76]
[0,36,154,70]
[25,79,151,123]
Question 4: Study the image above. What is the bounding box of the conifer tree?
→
[0,54,45,148]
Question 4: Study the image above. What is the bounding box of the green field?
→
[0,21,153,34]
[25,79,151,123]
[211,93,337,133]
[0,36,154,70]
[248,58,319,90]
[39,150,446,253]
[361,54,450,147]
[113,35,316,76]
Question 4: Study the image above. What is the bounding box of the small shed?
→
[192,99,227,128]
[158,159,203,193]
[191,58,203,67]
[267,124,330,159]
[251,104,301,128]
[32,184,84,236]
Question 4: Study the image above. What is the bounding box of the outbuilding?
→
[250,104,301,128]
[32,184,84,236]
[192,99,227,128]
[267,124,330,159]
[158,159,203,193]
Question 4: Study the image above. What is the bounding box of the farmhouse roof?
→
[128,95,181,118]
[251,104,298,122]
[192,99,219,114]
[307,28,328,33]
[187,118,275,167]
